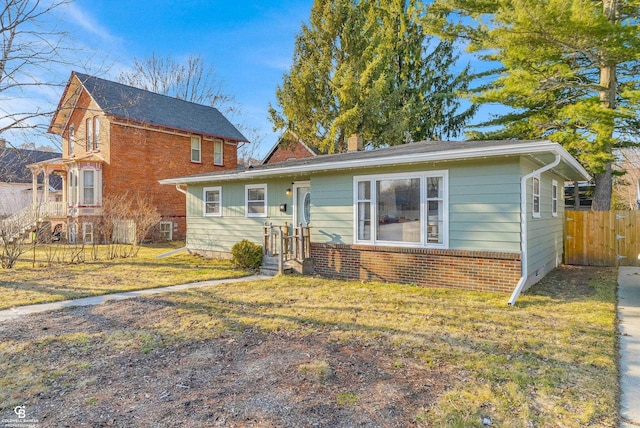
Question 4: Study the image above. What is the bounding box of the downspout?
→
[175,184,187,195]
[508,153,561,306]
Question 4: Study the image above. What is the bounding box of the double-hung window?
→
[203,186,222,216]
[191,136,201,163]
[83,170,95,205]
[354,171,448,248]
[246,184,267,217]
[532,176,541,218]
[214,140,223,165]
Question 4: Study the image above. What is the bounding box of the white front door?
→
[293,182,311,227]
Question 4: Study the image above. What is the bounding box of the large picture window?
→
[246,184,267,217]
[203,186,222,216]
[354,171,448,248]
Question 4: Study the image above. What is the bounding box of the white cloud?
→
[60,2,114,43]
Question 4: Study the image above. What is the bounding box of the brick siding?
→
[265,141,315,164]
[310,243,521,294]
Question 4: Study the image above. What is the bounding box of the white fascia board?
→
[159,140,590,185]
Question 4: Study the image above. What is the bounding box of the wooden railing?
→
[263,222,311,273]
[0,202,67,243]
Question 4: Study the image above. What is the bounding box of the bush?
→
[231,239,263,270]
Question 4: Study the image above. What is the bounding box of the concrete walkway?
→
[618,267,640,428]
[0,274,269,323]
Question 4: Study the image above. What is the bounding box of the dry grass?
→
[0,265,618,426]
[146,267,618,426]
[0,243,250,309]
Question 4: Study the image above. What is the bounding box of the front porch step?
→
[260,255,293,276]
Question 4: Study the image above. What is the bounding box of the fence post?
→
[278,227,284,275]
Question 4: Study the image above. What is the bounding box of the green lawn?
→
[0,243,250,309]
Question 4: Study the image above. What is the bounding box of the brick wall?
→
[105,123,238,240]
[310,243,521,294]
[265,141,315,164]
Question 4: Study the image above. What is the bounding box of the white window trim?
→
[203,186,222,217]
[245,184,268,218]
[532,176,541,218]
[159,221,173,241]
[551,179,558,217]
[82,222,94,244]
[213,140,224,166]
[191,136,202,163]
[353,170,449,249]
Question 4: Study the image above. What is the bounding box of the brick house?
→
[25,71,247,243]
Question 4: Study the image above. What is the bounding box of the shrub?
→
[231,239,263,270]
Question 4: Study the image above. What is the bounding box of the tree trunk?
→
[592,0,619,211]
[573,181,581,209]
[592,163,613,211]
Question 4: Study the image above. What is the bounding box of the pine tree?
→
[270,0,476,154]
[427,0,640,210]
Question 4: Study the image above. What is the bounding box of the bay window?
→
[354,171,448,248]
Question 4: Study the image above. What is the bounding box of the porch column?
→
[61,173,67,211]
[43,168,50,212]
[31,170,38,207]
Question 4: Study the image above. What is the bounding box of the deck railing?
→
[263,222,311,273]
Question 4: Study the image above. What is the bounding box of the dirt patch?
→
[0,298,449,427]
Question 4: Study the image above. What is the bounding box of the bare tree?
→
[118,53,240,118]
[0,0,78,148]
[614,149,640,210]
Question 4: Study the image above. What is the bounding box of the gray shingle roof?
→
[73,72,248,142]
[0,147,63,189]
[160,139,590,184]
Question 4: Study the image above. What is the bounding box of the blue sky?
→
[7,1,496,157]
[14,1,314,156]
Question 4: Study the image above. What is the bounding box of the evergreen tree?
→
[270,0,476,154]
[427,0,640,210]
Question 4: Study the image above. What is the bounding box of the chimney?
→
[347,134,363,152]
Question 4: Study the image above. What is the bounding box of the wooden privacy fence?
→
[564,210,640,266]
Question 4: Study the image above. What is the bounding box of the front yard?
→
[0,243,250,309]
[0,262,618,427]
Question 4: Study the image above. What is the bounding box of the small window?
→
[191,136,201,163]
[214,140,223,165]
[246,184,267,217]
[159,221,173,241]
[532,176,541,218]
[203,186,222,217]
[68,125,75,156]
[86,118,93,151]
[93,116,100,150]
[83,222,94,244]
[551,180,558,217]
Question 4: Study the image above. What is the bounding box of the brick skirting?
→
[310,243,522,294]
